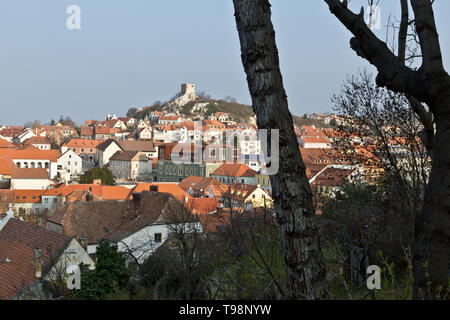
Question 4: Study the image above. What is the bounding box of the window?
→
[154,233,162,243]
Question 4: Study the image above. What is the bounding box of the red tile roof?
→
[133,183,187,201]
[13,190,45,203]
[186,198,219,215]
[64,139,103,148]
[0,138,15,148]
[24,136,51,145]
[10,167,48,179]
[211,164,256,177]
[0,219,71,300]
[0,155,16,175]
[0,149,61,162]
[80,126,94,136]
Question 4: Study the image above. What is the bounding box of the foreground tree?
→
[232,0,327,299]
[324,0,450,298]
[76,241,130,300]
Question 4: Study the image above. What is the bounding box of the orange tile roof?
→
[24,136,51,145]
[42,188,64,197]
[11,168,48,179]
[64,139,103,148]
[52,184,131,201]
[13,190,45,203]
[159,116,181,121]
[100,186,133,200]
[0,155,16,175]
[0,139,15,148]
[0,149,61,162]
[211,164,256,177]
[301,136,330,144]
[133,183,187,201]
[186,197,219,215]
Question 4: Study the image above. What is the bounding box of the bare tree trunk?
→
[414,110,450,299]
[232,0,328,299]
[324,0,450,299]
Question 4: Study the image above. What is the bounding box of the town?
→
[0,80,429,300]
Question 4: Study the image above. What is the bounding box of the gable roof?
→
[0,138,16,148]
[0,219,71,300]
[80,126,94,136]
[64,139,103,149]
[110,150,141,161]
[0,149,61,162]
[97,139,120,152]
[13,190,46,203]
[178,176,222,194]
[211,164,256,177]
[24,136,51,145]
[10,167,48,179]
[133,183,187,201]
[116,140,156,153]
[0,155,17,175]
[186,197,219,215]
[46,192,182,244]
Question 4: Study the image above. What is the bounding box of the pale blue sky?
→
[1,0,449,125]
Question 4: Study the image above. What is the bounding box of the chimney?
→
[79,236,88,251]
[132,192,141,217]
[34,249,42,278]
[93,179,102,185]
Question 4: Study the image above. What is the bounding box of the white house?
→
[14,128,37,144]
[5,149,60,179]
[109,151,153,180]
[96,139,123,168]
[138,127,152,140]
[24,136,51,150]
[57,150,82,181]
[10,168,54,190]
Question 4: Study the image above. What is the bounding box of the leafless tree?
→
[323,0,449,298]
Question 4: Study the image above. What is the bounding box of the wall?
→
[10,178,52,190]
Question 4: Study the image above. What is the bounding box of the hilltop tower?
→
[181,83,196,100]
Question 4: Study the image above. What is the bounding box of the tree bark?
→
[324,0,450,299]
[413,103,450,299]
[232,0,328,299]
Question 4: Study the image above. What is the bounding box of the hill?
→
[134,98,255,124]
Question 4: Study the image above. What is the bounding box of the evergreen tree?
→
[78,167,115,185]
[76,241,130,300]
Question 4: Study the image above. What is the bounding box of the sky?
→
[1,0,449,126]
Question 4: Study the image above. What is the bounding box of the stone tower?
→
[181,83,196,99]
